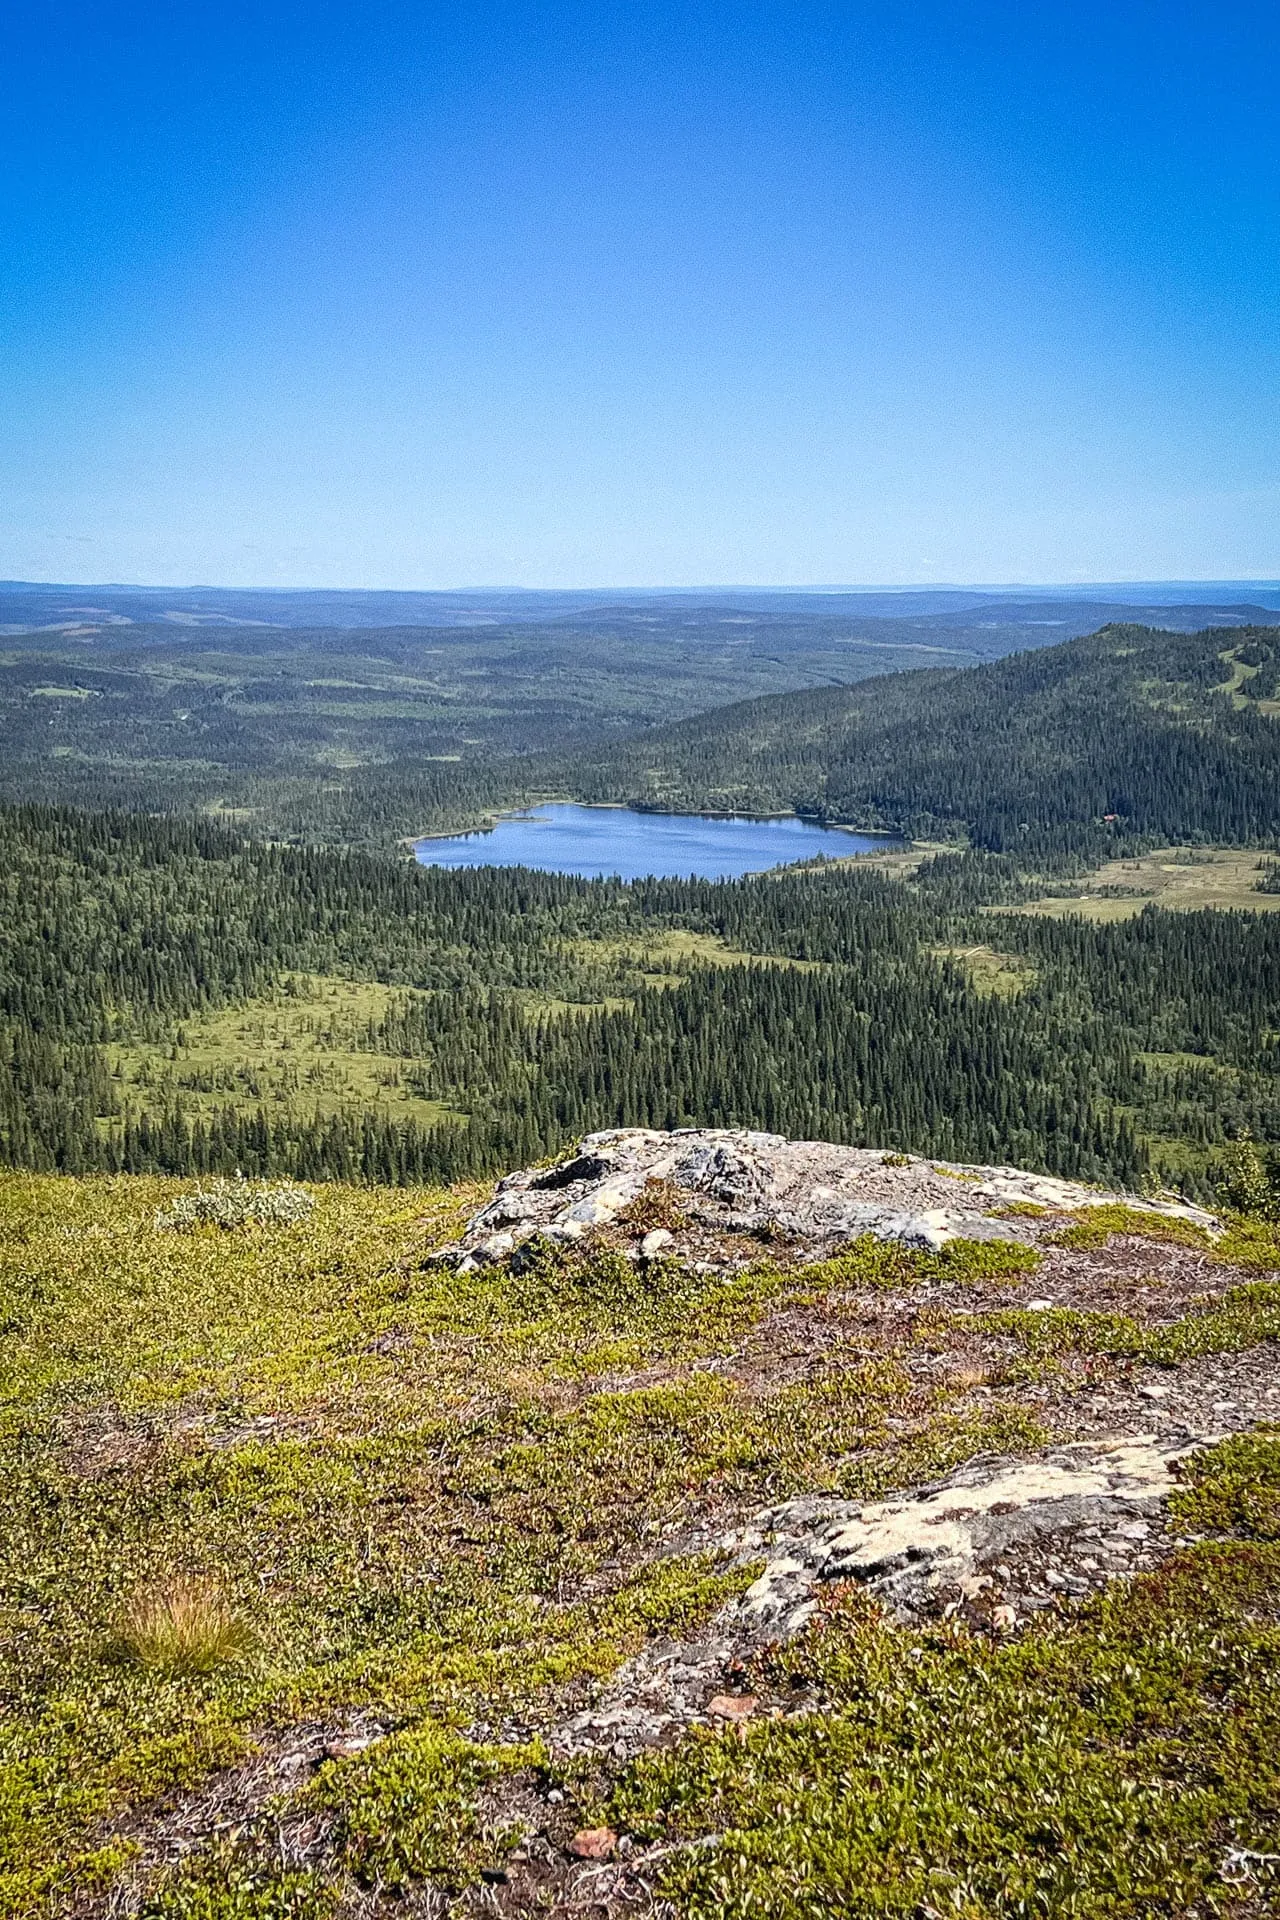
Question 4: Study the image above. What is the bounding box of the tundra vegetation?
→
[1,1170,1279,1915]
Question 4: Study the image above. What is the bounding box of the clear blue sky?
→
[3,2,1279,588]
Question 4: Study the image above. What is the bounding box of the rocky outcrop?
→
[736,1431,1198,1628]
[430,1126,1218,1269]
[550,1430,1206,1760]
[432,1130,1241,1769]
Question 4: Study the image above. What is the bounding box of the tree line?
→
[2,804,1279,1195]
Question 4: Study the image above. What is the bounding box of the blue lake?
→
[414,804,901,881]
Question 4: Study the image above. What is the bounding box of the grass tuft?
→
[614,1178,691,1233]
[115,1575,256,1674]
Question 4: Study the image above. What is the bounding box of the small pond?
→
[414,803,901,881]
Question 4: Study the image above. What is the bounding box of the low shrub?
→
[1215,1133,1280,1223]
[154,1178,315,1232]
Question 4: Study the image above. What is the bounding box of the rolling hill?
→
[566,622,1280,854]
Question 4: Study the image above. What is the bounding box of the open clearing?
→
[106,976,454,1128]
[932,943,1037,996]
[1007,845,1280,920]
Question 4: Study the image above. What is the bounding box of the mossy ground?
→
[2,1175,1279,1916]
[104,976,456,1129]
[1008,845,1280,920]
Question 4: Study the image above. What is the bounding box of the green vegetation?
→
[108,979,456,1133]
[5,617,1279,858]
[6,804,1280,1197]
[932,941,1037,995]
[1011,845,1280,920]
[153,1177,316,1231]
[601,1527,1280,1917]
[1216,1133,1280,1222]
[3,612,1280,1910]
[564,621,1280,860]
[2,1172,1279,1916]
[0,1177,1046,1915]
[0,610,987,841]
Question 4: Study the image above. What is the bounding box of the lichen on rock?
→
[429,1126,1218,1271]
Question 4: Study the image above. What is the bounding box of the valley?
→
[3,605,1280,1917]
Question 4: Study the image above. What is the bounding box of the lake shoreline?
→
[408,800,906,846]
[410,802,907,882]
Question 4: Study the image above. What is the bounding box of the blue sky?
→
[2,2,1279,588]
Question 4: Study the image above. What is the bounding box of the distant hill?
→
[3,577,1277,639]
[566,623,1280,854]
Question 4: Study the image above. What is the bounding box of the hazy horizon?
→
[8,577,1280,600]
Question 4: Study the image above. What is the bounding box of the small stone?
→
[1026,1299,1056,1311]
[569,1828,618,1860]
[1139,1383,1170,1400]
[1117,1521,1149,1540]
[640,1228,674,1257]
[545,1220,586,1242]
[708,1693,759,1721]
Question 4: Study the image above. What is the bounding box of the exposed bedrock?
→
[430,1126,1218,1270]
[550,1431,1210,1760]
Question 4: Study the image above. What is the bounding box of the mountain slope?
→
[566,623,1280,853]
[4,1148,1280,1915]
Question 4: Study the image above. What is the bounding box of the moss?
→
[599,1534,1280,1917]
[1046,1203,1213,1251]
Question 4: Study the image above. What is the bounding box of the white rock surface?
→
[428,1127,1217,1269]
[742,1433,1201,1623]
[552,1430,1211,1759]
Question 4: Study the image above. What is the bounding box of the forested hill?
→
[5,801,1280,1196]
[567,622,1280,854]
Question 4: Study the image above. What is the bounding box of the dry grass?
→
[615,1179,692,1233]
[1004,847,1280,921]
[946,1364,992,1390]
[115,1575,255,1675]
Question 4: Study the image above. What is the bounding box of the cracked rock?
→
[426,1127,1218,1272]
